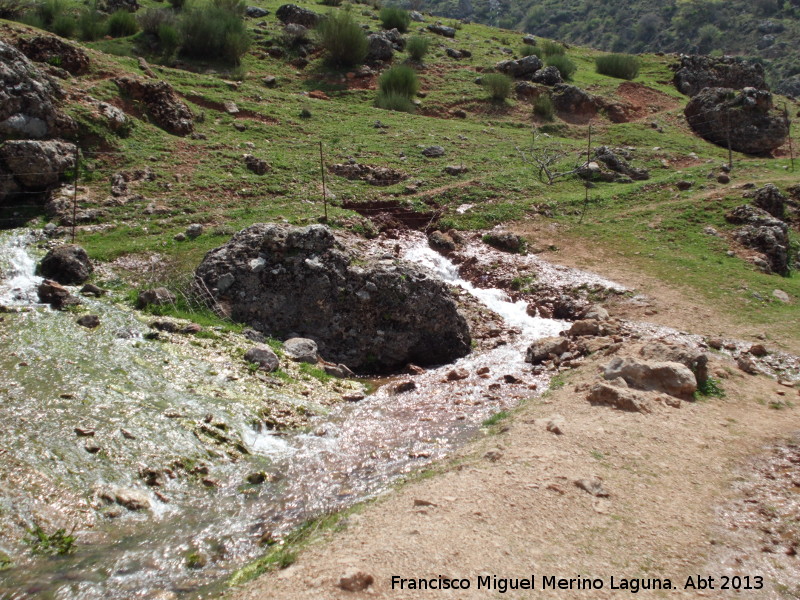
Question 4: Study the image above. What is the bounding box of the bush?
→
[180,2,251,64]
[482,72,511,101]
[138,7,176,36]
[406,35,429,61]
[20,11,44,28]
[51,13,76,37]
[168,0,185,10]
[0,0,29,19]
[77,6,106,41]
[539,39,564,57]
[546,54,576,80]
[317,9,368,68]
[375,91,415,112]
[378,64,419,98]
[595,53,640,80]
[212,0,244,16]
[107,9,138,37]
[35,0,63,26]
[520,43,537,57]
[319,0,341,5]
[533,94,554,120]
[158,22,180,55]
[379,5,409,32]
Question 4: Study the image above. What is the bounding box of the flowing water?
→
[0,230,569,599]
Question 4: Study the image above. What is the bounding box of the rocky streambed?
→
[1,225,798,600]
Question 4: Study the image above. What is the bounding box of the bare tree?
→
[517,128,586,185]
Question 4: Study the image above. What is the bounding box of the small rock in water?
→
[503,374,521,384]
[737,355,760,375]
[338,569,374,592]
[446,368,469,381]
[120,428,136,439]
[80,283,106,297]
[74,427,95,437]
[749,344,768,357]
[84,441,101,453]
[342,392,365,402]
[391,380,416,394]
[246,472,268,485]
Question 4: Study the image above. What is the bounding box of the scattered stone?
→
[495,55,543,79]
[443,165,469,176]
[413,498,436,507]
[446,368,469,381]
[677,180,693,191]
[725,204,790,275]
[409,10,424,22]
[428,230,457,252]
[76,314,100,329]
[717,173,730,184]
[422,145,445,158]
[587,382,652,413]
[186,223,203,239]
[181,323,202,334]
[283,337,318,363]
[603,356,697,399]
[594,146,649,181]
[329,163,405,186]
[484,448,503,461]
[574,478,609,497]
[150,320,179,333]
[244,154,270,175]
[531,66,562,86]
[84,441,101,453]
[137,287,176,308]
[244,345,280,372]
[427,24,456,38]
[246,472,267,484]
[546,416,565,435]
[80,283,106,297]
[366,33,394,62]
[638,341,709,385]
[772,289,790,303]
[339,569,375,592]
[38,279,79,309]
[482,231,523,253]
[15,35,90,76]
[276,4,320,27]
[38,244,93,284]
[567,319,601,337]
[525,337,570,365]
[245,5,268,18]
[100,486,151,511]
[551,84,597,117]
[74,427,95,436]
[263,75,277,87]
[736,354,761,375]
[391,380,416,394]
[749,344,768,357]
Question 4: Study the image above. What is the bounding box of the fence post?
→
[71,146,80,243]
[319,141,328,223]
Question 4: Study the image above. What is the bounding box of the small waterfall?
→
[0,230,43,306]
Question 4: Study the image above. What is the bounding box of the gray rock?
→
[531,66,562,86]
[752,183,786,219]
[38,279,79,309]
[283,337,318,363]
[137,287,176,308]
[245,5,269,18]
[525,337,570,365]
[276,3,320,27]
[639,341,709,385]
[422,145,445,158]
[567,319,601,337]
[244,345,280,372]
[603,356,697,399]
[725,204,789,275]
[0,140,76,202]
[38,244,93,284]
[366,33,394,62]
[551,84,597,117]
[76,314,101,328]
[587,381,652,413]
[114,77,194,137]
[324,363,355,378]
[546,415,565,434]
[594,146,649,181]
[409,10,424,22]
[496,55,542,79]
[684,87,788,155]
[15,35,90,76]
[186,223,203,239]
[427,24,456,38]
[482,231,523,253]
[672,55,768,97]
[99,486,151,511]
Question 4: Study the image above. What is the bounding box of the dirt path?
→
[230,340,800,599]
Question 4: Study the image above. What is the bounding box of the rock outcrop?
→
[495,55,543,79]
[15,35,90,76]
[684,87,789,155]
[0,41,74,140]
[114,77,194,136]
[672,55,768,97]
[0,140,77,204]
[38,244,93,284]
[603,356,697,399]
[276,4,320,27]
[551,84,597,118]
[195,224,471,372]
[725,204,791,275]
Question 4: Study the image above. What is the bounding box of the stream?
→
[0,229,573,599]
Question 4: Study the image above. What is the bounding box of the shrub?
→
[481,72,511,101]
[539,39,564,57]
[0,0,29,19]
[51,13,76,37]
[317,9,368,68]
[35,0,63,26]
[77,5,106,41]
[212,0,244,16]
[595,53,640,80]
[138,7,176,36]
[180,2,251,64]
[320,0,341,5]
[378,64,419,98]
[520,43,537,57]
[406,34,429,61]
[375,90,415,112]
[20,11,45,28]
[533,94,554,120]
[546,54,576,80]
[379,5,409,32]
[158,22,180,55]
[168,0,185,10]
[107,9,138,37]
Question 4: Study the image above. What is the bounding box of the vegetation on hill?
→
[412,0,800,94]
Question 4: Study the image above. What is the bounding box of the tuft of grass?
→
[694,378,726,399]
[51,13,76,37]
[317,8,368,68]
[533,94,554,120]
[546,54,576,80]
[538,39,564,57]
[378,64,419,98]
[481,72,512,101]
[298,362,333,382]
[406,34,430,62]
[77,4,107,41]
[482,410,509,427]
[24,525,76,556]
[375,91,416,112]
[595,53,640,80]
[180,1,250,64]
[379,5,409,32]
[107,9,138,37]
[520,43,537,56]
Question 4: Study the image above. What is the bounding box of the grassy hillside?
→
[1,0,799,347]
[414,0,800,94]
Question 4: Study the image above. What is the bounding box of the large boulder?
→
[531,66,562,86]
[672,55,768,97]
[603,356,697,399]
[752,183,786,219]
[775,75,800,99]
[38,244,93,284]
[194,224,471,372]
[427,24,456,38]
[725,204,790,275]
[276,4,320,27]
[366,33,394,63]
[0,41,74,140]
[684,87,789,155]
[114,77,194,136]
[551,84,597,117]
[525,336,570,365]
[15,36,90,76]
[0,140,76,193]
[495,55,543,79]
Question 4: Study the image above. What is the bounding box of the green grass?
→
[482,410,509,427]
[694,378,726,399]
[24,525,76,556]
